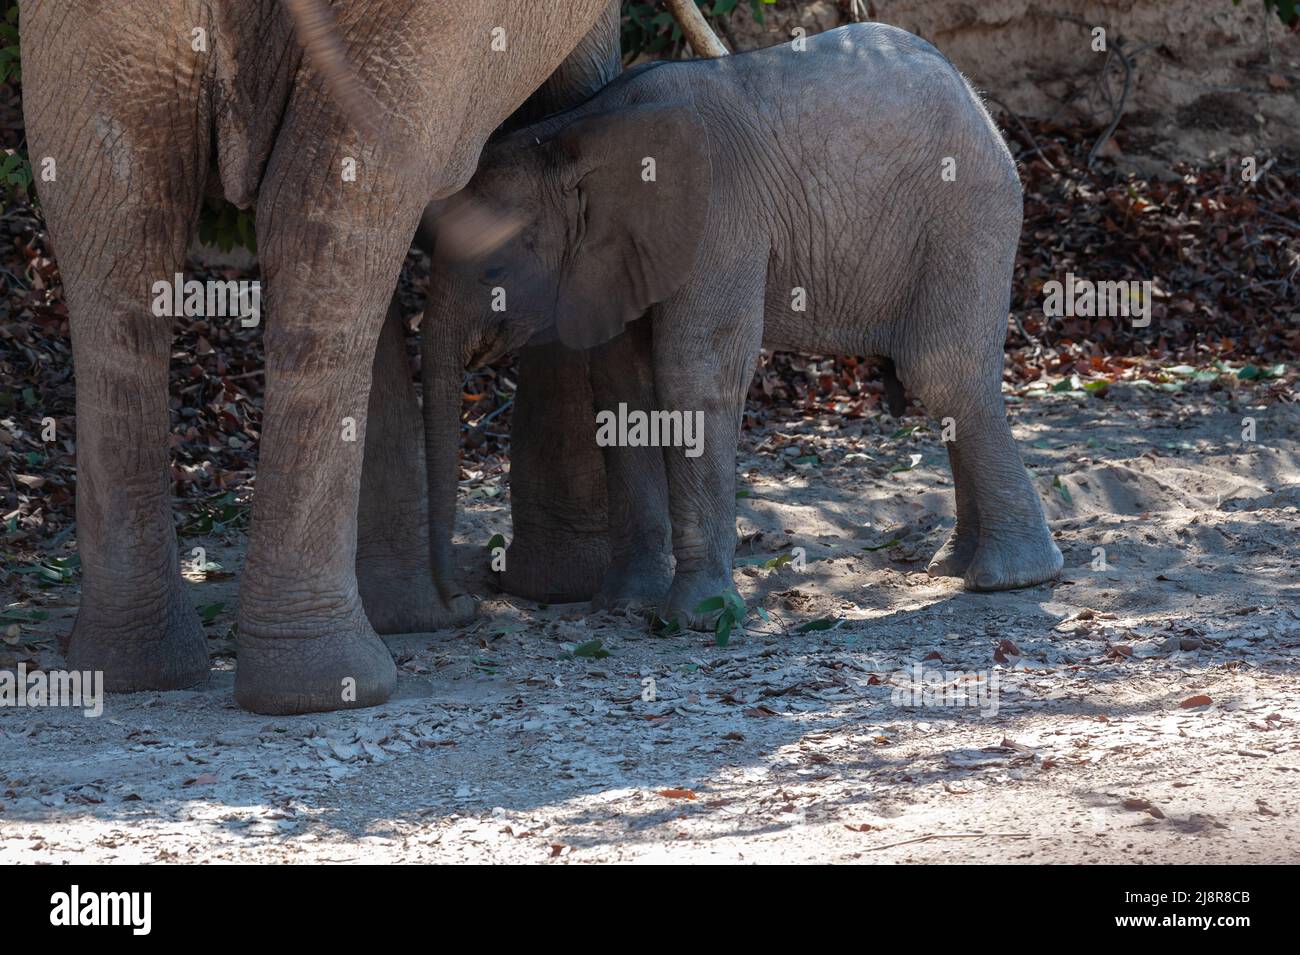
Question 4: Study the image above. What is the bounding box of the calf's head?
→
[433,104,713,360]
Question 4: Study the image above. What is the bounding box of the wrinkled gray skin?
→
[403,0,672,612]
[21,0,616,713]
[361,0,632,624]
[424,23,1064,627]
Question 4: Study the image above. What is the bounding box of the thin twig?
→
[866,831,1031,852]
[1087,39,1133,168]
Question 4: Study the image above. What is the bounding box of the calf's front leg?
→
[589,317,674,612]
[652,280,765,629]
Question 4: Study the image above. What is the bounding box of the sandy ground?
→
[2,379,1298,864]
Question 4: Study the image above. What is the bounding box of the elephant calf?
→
[427,22,1063,627]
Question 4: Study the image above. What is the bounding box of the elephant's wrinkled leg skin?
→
[927,442,980,579]
[503,344,611,603]
[589,320,673,612]
[655,283,765,630]
[916,386,1062,592]
[233,138,425,715]
[23,20,210,691]
[356,302,476,633]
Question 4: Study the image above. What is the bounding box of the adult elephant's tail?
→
[281,0,380,138]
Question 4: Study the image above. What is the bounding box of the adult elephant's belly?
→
[212,0,615,209]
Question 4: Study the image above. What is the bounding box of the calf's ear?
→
[551,105,713,349]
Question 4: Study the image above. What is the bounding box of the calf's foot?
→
[963,530,1063,592]
[502,536,609,604]
[591,553,673,613]
[357,563,478,634]
[926,526,979,579]
[660,569,737,632]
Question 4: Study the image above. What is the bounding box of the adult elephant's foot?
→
[926,525,979,579]
[591,554,673,613]
[234,611,397,715]
[962,530,1063,592]
[66,592,210,692]
[357,564,479,634]
[659,570,736,632]
[502,536,609,604]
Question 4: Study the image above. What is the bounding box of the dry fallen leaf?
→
[658,788,698,800]
[1179,694,1213,709]
[1122,798,1166,819]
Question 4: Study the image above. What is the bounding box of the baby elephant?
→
[425,22,1063,626]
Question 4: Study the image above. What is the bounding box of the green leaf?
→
[572,639,610,659]
[791,454,819,466]
[795,617,837,633]
[1052,475,1073,504]
[693,595,726,614]
[714,610,735,646]
[651,615,682,636]
[0,610,48,623]
[1083,380,1109,395]
[486,533,505,550]
[197,602,225,624]
[891,427,916,439]
[863,536,900,552]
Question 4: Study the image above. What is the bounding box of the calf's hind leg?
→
[901,331,1062,592]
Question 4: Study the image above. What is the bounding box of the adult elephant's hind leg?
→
[22,7,211,691]
[233,137,425,714]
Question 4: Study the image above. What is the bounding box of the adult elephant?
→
[21,0,619,715]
